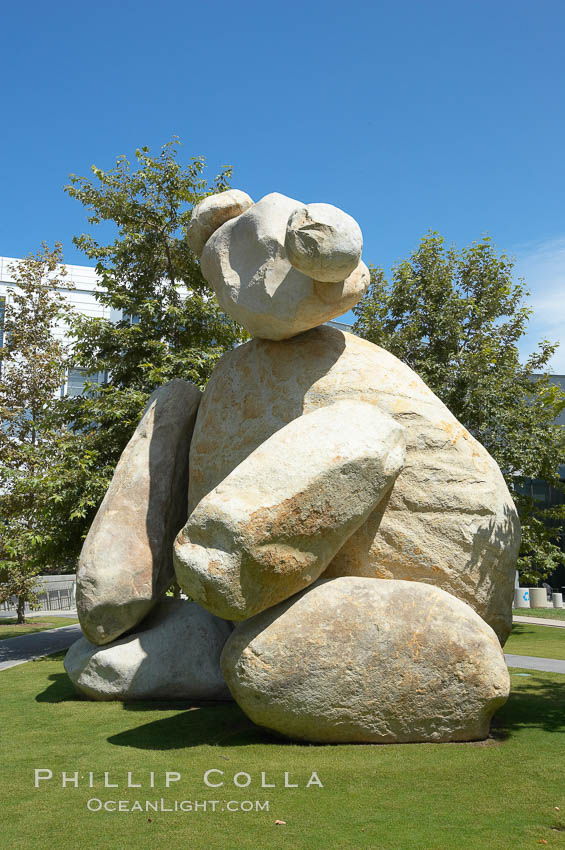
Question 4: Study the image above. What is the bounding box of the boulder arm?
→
[173,400,406,620]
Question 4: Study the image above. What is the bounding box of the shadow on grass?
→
[32,653,79,704]
[493,673,565,737]
[108,702,281,750]
[35,667,281,749]
[511,624,537,637]
[108,674,565,751]
[508,623,559,640]
[36,663,84,703]
[35,658,565,750]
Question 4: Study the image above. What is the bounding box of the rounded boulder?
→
[65,599,233,701]
[285,202,362,282]
[221,577,510,743]
[187,189,254,257]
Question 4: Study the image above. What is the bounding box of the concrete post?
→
[529,587,549,608]
[514,588,530,608]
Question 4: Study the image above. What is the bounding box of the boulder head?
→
[191,190,369,340]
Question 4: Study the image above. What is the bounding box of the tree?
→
[0,244,73,622]
[46,140,243,567]
[353,231,565,585]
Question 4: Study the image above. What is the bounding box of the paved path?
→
[0,624,82,671]
[513,615,565,628]
[505,653,565,673]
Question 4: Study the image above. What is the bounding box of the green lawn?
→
[1,651,564,850]
[0,617,78,640]
[514,607,565,622]
[505,623,565,660]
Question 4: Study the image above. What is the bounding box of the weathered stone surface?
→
[285,203,363,282]
[221,577,510,743]
[187,189,254,257]
[174,401,405,620]
[200,192,369,340]
[65,599,233,701]
[77,379,202,646]
[188,326,520,643]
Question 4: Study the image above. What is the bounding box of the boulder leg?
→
[220,577,510,743]
[66,599,233,701]
[77,379,201,645]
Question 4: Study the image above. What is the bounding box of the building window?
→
[63,368,106,398]
[109,307,140,325]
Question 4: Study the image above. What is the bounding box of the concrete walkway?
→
[513,615,565,628]
[0,624,82,671]
[505,653,565,673]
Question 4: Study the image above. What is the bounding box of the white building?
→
[0,256,117,395]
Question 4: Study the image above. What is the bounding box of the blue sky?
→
[2,0,564,369]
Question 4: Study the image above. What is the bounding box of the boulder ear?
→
[285,203,363,283]
[187,189,254,257]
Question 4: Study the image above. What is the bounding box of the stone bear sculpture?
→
[65,189,519,744]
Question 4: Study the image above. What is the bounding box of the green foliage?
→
[353,231,565,585]
[46,140,243,565]
[0,244,73,621]
[65,139,241,390]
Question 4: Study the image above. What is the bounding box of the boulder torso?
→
[188,325,519,642]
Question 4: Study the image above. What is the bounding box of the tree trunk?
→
[17,594,26,624]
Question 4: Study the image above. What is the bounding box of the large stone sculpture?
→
[66,188,520,744]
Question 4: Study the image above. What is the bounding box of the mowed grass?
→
[505,623,565,660]
[514,607,565,622]
[1,651,565,850]
[0,617,78,640]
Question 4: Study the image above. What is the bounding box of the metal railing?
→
[0,578,76,613]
